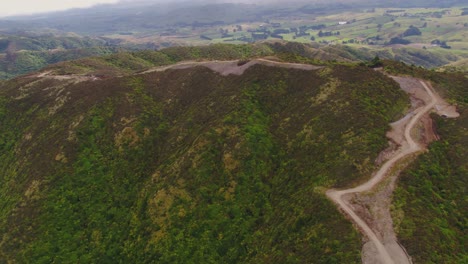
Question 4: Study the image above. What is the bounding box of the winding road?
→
[327,80,438,264]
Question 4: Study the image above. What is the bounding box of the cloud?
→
[0,0,119,17]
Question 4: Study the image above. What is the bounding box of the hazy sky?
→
[0,0,119,17]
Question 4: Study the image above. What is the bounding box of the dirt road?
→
[327,80,441,264]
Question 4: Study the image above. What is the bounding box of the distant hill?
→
[2,40,464,80]
[0,1,465,79]
[0,33,118,79]
[0,3,262,35]
[1,1,466,35]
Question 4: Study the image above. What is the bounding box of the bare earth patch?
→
[141,58,323,76]
[34,70,102,82]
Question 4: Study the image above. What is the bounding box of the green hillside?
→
[0,44,410,263]
[0,34,117,79]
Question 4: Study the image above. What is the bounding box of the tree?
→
[403,25,422,37]
[368,55,383,68]
[388,37,411,45]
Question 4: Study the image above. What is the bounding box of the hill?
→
[0,33,117,79]
[0,44,410,262]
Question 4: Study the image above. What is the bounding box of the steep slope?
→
[0,49,409,263]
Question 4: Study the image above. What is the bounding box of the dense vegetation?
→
[0,45,409,262]
[0,34,105,52]
[0,47,116,79]
[392,112,467,263]
[385,62,467,263]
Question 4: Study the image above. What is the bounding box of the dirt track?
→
[327,79,458,264]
